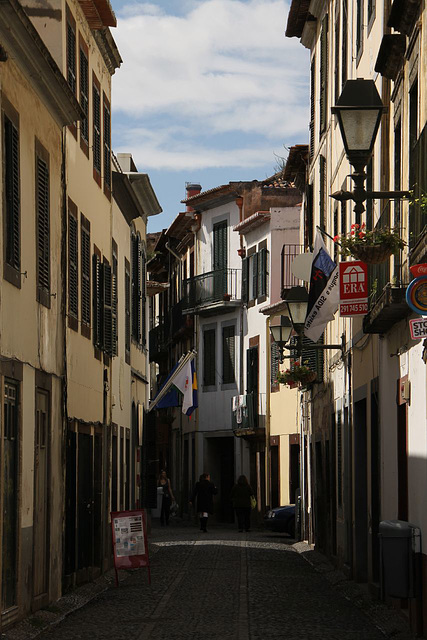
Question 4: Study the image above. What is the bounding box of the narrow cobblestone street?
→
[7,523,414,640]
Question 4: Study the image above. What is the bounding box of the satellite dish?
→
[291,253,313,282]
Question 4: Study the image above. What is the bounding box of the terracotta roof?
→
[283,145,308,192]
[166,212,194,241]
[285,0,311,38]
[233,211,271,234]
[78,0,116,28]
[181,183,237,205]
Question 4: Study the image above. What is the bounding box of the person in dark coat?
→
[189,473,217,532]
[230,475,255,532]
[158,469,175,526]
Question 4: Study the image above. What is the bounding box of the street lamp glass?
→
[284,286,309,328]
[270,316,292,347]
[338,109,382,154]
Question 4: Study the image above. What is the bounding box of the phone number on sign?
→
[340,303,368,315]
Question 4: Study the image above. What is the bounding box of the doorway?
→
[33,389,50,610]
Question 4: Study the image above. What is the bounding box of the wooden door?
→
[33,389,49,608]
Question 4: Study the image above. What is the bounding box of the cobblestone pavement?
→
[5,522,415,640]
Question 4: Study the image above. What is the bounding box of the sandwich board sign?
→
[339,261,368,316]
[111,509,151,585]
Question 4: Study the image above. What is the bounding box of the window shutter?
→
[125,261,131,358]
[4,116,20,271]
[342,0,348,89]
[258,248,268,297]
[93,253,102,348]
[141,246,146,346]
[93,82,101,174]
[203,329,216,386]
[301,334,324,383]
[213,221,227,270]
[80,48,89,143]
[112,250,118,357]
[103,98,111,189]
[319,155,326,231]
[252,252,258,300]
[310,57,315,158]
[66,19,76,95]
[36,153,50,301]
[222,326,235,384]
[271,340,280,390]
[81,222,91,326]
[131,235,141,342]
[68,210,78,318]
[241,256,249,302]
[320,14,328,136]
[103,262,113,355]
[305,183,314,249]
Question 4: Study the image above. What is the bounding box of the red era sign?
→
[339,261,368,317]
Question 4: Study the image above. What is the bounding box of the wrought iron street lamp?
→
[331,79,410,216]
[269,316,293,363]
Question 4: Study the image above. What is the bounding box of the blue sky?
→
[110,0,310,232]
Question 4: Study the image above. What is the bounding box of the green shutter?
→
[203,329,216,386]
[252,252,258,300]
[222,326,235,384]
[4,116,20,271]
[242,257,249,302]
[258,248,268,297]
[320,14,328,136]
[213,221,227,270]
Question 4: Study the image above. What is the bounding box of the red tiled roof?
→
[233,211,271,234]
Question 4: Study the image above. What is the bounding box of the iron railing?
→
[281,244,303,291]
[182,268,241,310]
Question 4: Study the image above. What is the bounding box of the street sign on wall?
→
[339,261,368,316]
[409,317,427,340]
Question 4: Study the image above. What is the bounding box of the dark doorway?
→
[246,346,259,427]
[270,443,279,508]
[65,431,77,580]
[371,390,380,583]
[289,442,300,505]
[354,398,368,583]
[33,389,50,609]
[397,403,408,521]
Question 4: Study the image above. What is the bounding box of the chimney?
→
[185,182,202,211]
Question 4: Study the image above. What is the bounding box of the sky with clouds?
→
[110,0,310,232]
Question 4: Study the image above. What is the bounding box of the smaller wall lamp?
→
[270,316,293,363]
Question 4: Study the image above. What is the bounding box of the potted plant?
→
[277,361,317,387]
[334,223,405,264]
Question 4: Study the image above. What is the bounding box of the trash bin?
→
[379,519,421,598]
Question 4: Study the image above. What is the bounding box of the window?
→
[367,0,375,29]
[310,57,315,158]
[319,14,328,136]
[203,329,216,386]
[141,246,146,346]
[334,6,340,105]
[66,8,76,95]
[356,0,364,59]
[271,340,280,392]
[35,140,50,307]
[92,73,101,184]
[319,155,326,231]
[242,256,249,302]
[213,221,227,271]
[3,101,20,286]
[366,159,373,230]
[258,247,269,298]
[112,241,118,357]
[81,214,91,336]
[103,94,111,194]
[79,38,89,150]
[93,249,115,356]
[222,325,235,384]
[131,233,141,343]
[93,252,102,349]
[305,183,314,249]
[340,198,347,260]
[125,258,131,363]
[249,251,258,301]
[341,0,348,90]
[68,199,78,327]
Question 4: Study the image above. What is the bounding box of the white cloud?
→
[112,0,309,171]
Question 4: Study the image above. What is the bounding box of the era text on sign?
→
[339,261,368,316]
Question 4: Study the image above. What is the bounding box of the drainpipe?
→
[265,316,271,510]
[236,197,245,396]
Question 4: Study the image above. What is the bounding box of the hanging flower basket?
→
[334,224,405,264]
[277,362,317,387]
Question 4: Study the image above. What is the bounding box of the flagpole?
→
[316,225,342,247]
[148,349,197,412]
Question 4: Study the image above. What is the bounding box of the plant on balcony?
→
[277,361,317,386]
[334,223,405,264]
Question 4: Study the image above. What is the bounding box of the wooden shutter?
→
[141,246,146,346]
[79,44,89,144]
[222,325,235,384]
[203,329,216,386]
[213,221,227,270]
[103,262,113,355]
[241,256,249,303]
[93,253,102,348]
[310,57,315,158]
[301,334,324,383]
[305,183,314,249]
[35,143,50,307]
[125,258,131,362]
[252,252,258,300]
[112,245,118,357]
[92,75,101,176]
[270,340,280,391]
[103,95,111,191]
[131,234,141,342]
[81,215,91,332]
[341,0,348,89]
[319,155,326,231]
[66,11,76,95]
[319,14,328,136]
[4,114,20,273]
[356,0,363,55]
[68,200,78,323]
[258,248,268,298]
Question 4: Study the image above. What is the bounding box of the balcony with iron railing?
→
[281,244,304,293]
[363,209,411,334]
[149,316,169,362]
[182,268,242,316]
[171,299,194,337]
[231,392,266,438]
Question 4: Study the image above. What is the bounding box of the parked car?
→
[264,505,295,537]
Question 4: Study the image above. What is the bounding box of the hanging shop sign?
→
[409,263,427,278]
[406,276,427,315]
[409,317,427,340]
[111,509,151,586]
[339,261,368,316]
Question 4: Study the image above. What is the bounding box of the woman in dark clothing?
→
[158,470,175,526]
[189,473,217,532]
[230,475,255,532]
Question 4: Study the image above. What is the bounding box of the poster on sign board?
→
[111,509,151,585]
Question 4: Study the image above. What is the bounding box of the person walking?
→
[158,469,175,526]
[189,473,217,532]
[230,475,255,532]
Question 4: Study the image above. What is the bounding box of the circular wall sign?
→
[406,276,427,315]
